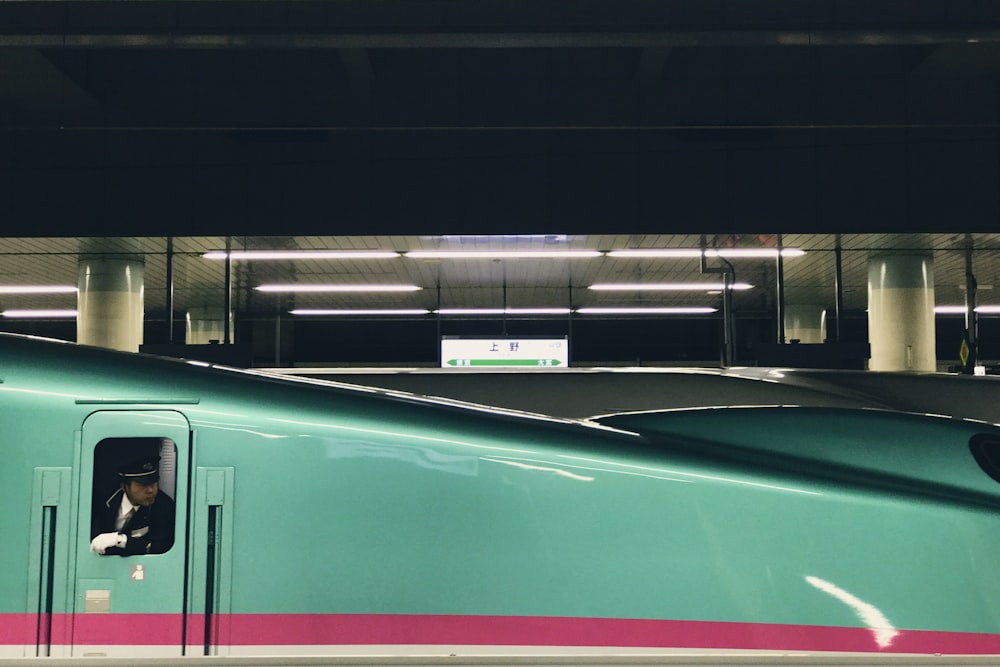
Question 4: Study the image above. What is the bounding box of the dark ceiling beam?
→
[4,123,999,132]
[339,48,374,81]
[635,47,671,80]
[1,29,999,49]
[338,48,374,121]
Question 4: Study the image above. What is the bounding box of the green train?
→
[4,332,1000,660]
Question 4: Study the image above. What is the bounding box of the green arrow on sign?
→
[446,359,563,367]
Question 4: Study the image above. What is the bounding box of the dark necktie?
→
[122,506,138,530]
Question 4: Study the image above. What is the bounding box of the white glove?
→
[90,532,126,554]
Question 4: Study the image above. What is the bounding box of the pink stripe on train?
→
[4,613,1000,654]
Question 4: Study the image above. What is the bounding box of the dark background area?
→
[1,1,999,238]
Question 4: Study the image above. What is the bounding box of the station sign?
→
[440,337,568,369]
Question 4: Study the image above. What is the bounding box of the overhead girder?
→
[0,29,998,49]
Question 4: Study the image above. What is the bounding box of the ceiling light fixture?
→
[607,248,804,258]
[606,249,703,258]
[404,250,602,259]
[435,307,572,315]
[589,282,753,291]
[256,284,422,293]
[707,248,805,258]
[0,285,78,294]
[290,309,431,316]
[575,307,719,315]
[204,250,399,260]
[936,305,1000,314]
[2,309,78,318]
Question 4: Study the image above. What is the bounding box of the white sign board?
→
[440,337,568,368]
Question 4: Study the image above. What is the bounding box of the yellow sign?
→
[959,338,970,366]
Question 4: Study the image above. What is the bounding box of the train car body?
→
[284,365,1000,423]
[4,333,1000,660]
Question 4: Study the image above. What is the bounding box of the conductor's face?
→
[123,480,159,507]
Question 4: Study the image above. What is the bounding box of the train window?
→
[969,435,1000,485]
[89,438,177,556]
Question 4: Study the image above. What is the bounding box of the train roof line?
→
[591,403,1000,430]
[0,333,629,433]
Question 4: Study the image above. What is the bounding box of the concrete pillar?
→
[185,306,232,345]
[867,254,936,372]
[784,305,826,344]
[77,256,145,352]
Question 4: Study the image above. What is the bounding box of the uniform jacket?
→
[91,487,176,555]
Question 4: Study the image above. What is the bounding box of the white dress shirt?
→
[114,493,139,531]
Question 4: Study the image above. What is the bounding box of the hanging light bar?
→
[606,249,703,258]
[404,250,602,259]
[706,248,805,258]
[0,285,78,294]
[607,248,804,258]
[290,309,431,316]
[256,284,422,293]
[436,307,573,315]
[589,282,753,291]
[2,309,78,318]
[575,307,719,315]
[936,305,1000,314]
[204,250,400,260]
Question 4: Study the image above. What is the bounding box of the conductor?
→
[90,455,176,556]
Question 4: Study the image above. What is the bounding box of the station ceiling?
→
[1,0,999,238]
[1,233,997,320]
[2,2,999,356]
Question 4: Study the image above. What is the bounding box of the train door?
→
[71,410,190,657]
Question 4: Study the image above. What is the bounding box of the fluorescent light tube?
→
[256,284,422,293]
[575,307,718,315]
[290,309,431,316]
[936,305,1000,314]
[0,285,78,294]
[607,249,804,259]
[404,250,602,259]
[435,307,572,315]
[589,282,753,291]
[707,248,805,258]
[503,307,572,315]
[204,250,399,260]
[606,249,704,258]
[2,309,78,318]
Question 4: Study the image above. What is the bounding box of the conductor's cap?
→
[118,456,160,484]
